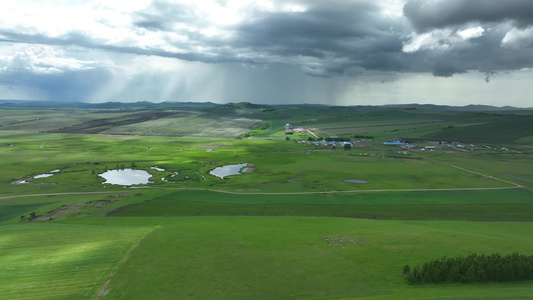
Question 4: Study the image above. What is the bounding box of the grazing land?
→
[1,102,533,299]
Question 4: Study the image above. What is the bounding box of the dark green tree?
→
[403,265,411,279]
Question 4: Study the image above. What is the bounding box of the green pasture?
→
[0,191,166,225]
[101,217,533,299]
[0,202,55,223]
[417,151,533,183]
[289,109,459,137]
[3,188,533,299]
[108,189,533,222]
[0,130,529,197]
[426,115,533,143]
[1,105,533,299]
[0,222,153,300]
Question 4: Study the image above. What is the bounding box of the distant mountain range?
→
[0,100,531,112]
[289,103,532,111]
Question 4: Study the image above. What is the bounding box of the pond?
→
[99,169,152,185]
[34,173,54,179]
[209,163,248,179]
[344,179,368,184]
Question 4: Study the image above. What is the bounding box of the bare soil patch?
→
[245,163,255,174]
[32,199,117,221]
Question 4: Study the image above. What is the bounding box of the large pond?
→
[209,163,248,179]
[99,169,152,185]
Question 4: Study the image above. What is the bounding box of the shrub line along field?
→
[1,103,533,299]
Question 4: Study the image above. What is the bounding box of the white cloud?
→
[457,26,484,40]
[402,29,453,52]
[501,26,533,48]
[378,0,406,18]
[403,26,485,53]
[0,45,99,74]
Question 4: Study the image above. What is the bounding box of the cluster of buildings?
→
[315,140,354,147]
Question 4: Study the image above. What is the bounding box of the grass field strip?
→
[148,185,523,196]
[0,224,152,300]
[95,226,161,299]
[503,173,533,184]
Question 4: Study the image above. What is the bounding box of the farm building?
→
[383,139,404,146]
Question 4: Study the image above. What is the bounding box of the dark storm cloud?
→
[0,67,112,102]
[0,0,409,77]
[409,27,533,77]
[404,0,533,33]
[129,0,533,78]
[231,1,407,75]
[402,0,533,77]
[2,0,533,81]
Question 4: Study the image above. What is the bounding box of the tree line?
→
[404,253,533,284]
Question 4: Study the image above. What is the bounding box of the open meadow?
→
[1,103,533,299]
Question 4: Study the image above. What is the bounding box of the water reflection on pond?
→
[99,169,152,185]
[34,174,54,179]
[209,163,248,179]
[344,179,368,184]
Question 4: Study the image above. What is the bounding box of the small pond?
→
[344,179,368,184]
[209,163,248,179]
[34,173,54,179]
[99,169,152,185]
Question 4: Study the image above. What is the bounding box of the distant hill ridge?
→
[0,100,531,112]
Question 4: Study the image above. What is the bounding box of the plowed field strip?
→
[55,111,177,134]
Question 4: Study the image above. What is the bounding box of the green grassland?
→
[100,217,533,300]
[107,189,533,222]
[1,104,533,299]
[0,223,153,300]
[1,132,519,197]
[427,115,533,143]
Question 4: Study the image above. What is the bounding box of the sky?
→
[1,0,533,107]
